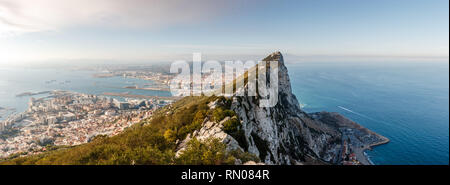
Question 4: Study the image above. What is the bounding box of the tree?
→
[164,129,176,143]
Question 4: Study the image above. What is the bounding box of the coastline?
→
[362,132,391,165]
[309,111,390,165]
[103,92,179,101]
[365,152,374,165]
[359,133,390,165]
[124,85,170,92]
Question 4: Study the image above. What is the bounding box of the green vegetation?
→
[176,138,235,165]
[222,117,248,150]
[163,129,177,143]
[176,138,259,164]
[210,97,249,151]
[0,95,258,165]
[212,107,235,122]
[223,117,240,134]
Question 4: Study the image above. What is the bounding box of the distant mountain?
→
[0,52,388,165]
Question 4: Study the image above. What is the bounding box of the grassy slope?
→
[0,95,257,165]
[0,55,284,165]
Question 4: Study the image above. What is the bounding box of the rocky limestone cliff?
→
[176,52,388,165]
[229,52,341,164]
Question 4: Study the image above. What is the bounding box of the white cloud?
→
[0,0,234,37]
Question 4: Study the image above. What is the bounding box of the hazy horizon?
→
[0,0,448,65]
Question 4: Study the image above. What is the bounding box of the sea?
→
[286,61,449,165]
[0,61,449,165]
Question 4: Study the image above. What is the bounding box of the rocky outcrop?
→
[229,52,342,164]
[175,51,388,165]
[175,116,243,157]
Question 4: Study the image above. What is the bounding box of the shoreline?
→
[103,92,179,101]
[308,111,391,165]
[124,86,170,92]
[360,135,390,165]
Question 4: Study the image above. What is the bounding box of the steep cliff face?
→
[229,52,341,164]
[174,52,343,164]
[174,51,388,165]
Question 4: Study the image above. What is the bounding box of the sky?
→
[0,0,448,64]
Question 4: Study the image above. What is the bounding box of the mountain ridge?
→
[175,51,389,165]
[0,52,389,165]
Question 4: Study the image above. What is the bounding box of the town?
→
[0,90,172,158]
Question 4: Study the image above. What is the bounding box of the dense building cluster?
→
[0,90,171,158]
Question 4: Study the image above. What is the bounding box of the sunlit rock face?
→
[230,52,340,165]
[176,52,346,165]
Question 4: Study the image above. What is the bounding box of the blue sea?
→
[286,61,449,165]
[0,61,449,165]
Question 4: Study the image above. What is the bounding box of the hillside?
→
[0,95,260,165]
[0,52,388,165]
